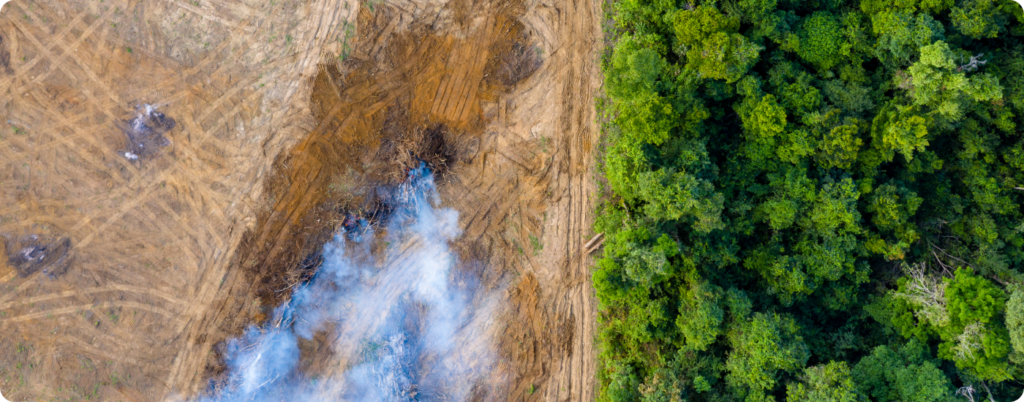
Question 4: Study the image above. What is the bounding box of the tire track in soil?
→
[211,1,517,390]
[209,0,602,399]
[459,0,601,398]
[163,0,361,393]
[0,0,360,398]
[0,0,602,399]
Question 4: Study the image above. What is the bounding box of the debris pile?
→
[120,104,175,160]
[4,233,74,278]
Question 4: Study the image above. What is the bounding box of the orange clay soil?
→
[0,0,602,399]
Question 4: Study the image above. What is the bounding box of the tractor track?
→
[0,0,601,398]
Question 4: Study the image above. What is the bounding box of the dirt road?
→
[0,0,602,398]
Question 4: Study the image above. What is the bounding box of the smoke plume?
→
[201,165,494,401]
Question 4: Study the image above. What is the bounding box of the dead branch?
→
[953,321,985,361]
[584,233,605,255]
[958,53,988,72]
[895,262,950,327]
[957,385,977,402]
[978,381,996,402]
[930,248,954,277]
[929,242,972,271]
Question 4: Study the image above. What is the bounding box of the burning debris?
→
[4,233,74,278]
[120,104,175,160]
[336,165,432,241]
[202,164,494,402]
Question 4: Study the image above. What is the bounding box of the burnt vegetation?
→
[213,1,546,392]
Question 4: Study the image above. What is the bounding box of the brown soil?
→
[0,0,602,398]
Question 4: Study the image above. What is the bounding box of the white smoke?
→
[200,165,495,401]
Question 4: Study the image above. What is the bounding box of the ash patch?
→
[120,104,175,160]
[4,234,74,278]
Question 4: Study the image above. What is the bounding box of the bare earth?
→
[0,0,602,398]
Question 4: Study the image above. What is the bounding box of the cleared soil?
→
[0,0,602,398]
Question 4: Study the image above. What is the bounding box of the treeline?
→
[594,0,1024,400]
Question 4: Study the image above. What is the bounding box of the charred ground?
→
[216,1,545,388]
[0,0,602,399]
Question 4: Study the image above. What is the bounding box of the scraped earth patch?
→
[0,0,602,399]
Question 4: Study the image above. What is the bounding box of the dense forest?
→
[593,0,1024,400]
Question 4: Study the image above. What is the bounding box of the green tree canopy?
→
[595,0,1024,399]
[907,41,1003,122]
[787,361,859,402]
